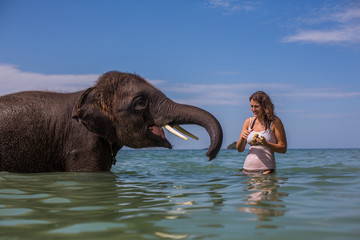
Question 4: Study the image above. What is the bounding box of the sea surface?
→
[1,149,360,240]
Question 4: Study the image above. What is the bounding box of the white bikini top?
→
[247,117,276,145]
[243,117,276,170]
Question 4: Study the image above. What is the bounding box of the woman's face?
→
[250,99,264,118]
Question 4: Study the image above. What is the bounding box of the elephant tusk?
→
[164,125,188,140]
[173,125,199,140]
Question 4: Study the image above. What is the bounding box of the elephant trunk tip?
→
[206,145,221,161]
[206,116,223,161]
[207,152,215,161]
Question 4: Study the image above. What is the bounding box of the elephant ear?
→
[72,87,117,142]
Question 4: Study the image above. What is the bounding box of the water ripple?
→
[0,149,359,239]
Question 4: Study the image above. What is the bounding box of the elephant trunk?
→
[152,97,223,161]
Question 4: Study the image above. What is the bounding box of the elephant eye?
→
[133,95,148,111]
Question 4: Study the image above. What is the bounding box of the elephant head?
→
[72,71,222,160]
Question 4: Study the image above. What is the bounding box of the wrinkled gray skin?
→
[0,71,223,173]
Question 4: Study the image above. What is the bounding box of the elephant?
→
[0,71,223,173]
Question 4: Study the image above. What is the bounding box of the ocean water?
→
[1,149,359,240]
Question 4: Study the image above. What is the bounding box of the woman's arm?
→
[236,118,252,152]
[262,117,287,153]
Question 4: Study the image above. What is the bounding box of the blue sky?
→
[1,0,360,150]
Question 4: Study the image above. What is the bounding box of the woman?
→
[236,91,287,174]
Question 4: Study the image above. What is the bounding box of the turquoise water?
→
[1,149,360,239]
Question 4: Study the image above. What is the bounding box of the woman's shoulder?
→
[271,117,285,130]
[242,117,252,129]
[243,117,253,123]
[273,117,284,124]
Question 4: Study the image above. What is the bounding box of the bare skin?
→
[236,99,287,153]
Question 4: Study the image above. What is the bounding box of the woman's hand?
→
[251,135,267,146]
[237,118,252,152]
[242,129,253,140]
[259,136,267,145]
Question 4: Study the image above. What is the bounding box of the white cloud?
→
[283,24,360,45]
[329,7,360,23]
[0,64,165,95]
[1,64,359,107]
[277,87,360,99]
[0,64,99,95]
[207,0,260,14]
[283,4,360,45]
[163,83,360,106]
[306,6,360,24]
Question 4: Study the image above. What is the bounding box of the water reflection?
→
[0,172,187,239]
[239,174,288,227]
[202,178,227,208]
[1,169,290,239]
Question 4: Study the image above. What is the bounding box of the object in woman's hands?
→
[252,134,259,145]
[252,134,265,145]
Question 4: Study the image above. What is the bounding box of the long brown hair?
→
[249,91,276,130]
